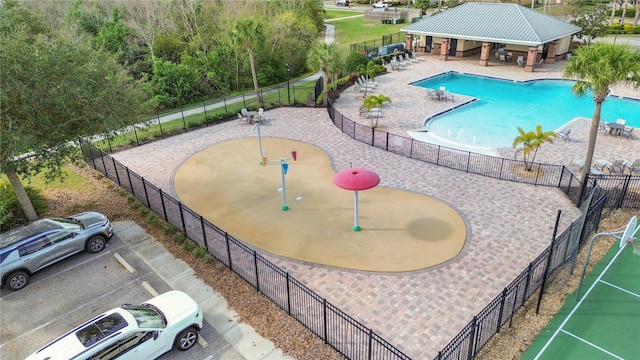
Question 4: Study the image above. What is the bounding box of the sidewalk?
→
[114,220,293,360]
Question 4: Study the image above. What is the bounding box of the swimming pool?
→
[413,72,640,148]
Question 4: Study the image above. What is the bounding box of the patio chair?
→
[255,108,265,123]
[616,118,626,125]
[499,54,507,63]
[237,112,249,124]
[556,129,571,142]
[599,121,610,135]
[621,127,634,139]
[570,159,585,169]
[443,90,454,102]
[516,56,525,67]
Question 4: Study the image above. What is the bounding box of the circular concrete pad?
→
[174,138,466,272]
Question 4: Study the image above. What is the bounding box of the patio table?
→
[607,122,624,137]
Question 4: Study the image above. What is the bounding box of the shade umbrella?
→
[333,168,380,231]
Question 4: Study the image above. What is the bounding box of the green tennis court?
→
[521,240,640,360]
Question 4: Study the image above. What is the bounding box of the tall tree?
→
[0,4,150,220]
[231,19,265,103]
[564,43,640,180]
[307,41,340,106]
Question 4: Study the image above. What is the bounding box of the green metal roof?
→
[401,3,581,46]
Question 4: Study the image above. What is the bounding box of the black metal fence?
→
[95,80,319,154]
[80,138,607,360]
[350,32,407,59]
[327,102,640,209]
[79,142,412,360]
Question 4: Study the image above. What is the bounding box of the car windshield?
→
[76,313,128,347]
[0,219,80,249]
[121,304,166,329]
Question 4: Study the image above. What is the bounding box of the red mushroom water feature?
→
[333,168,380,231]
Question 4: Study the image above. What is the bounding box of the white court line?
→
[600,280,640,298]
[559,329,624,359]
[532,244,628,360]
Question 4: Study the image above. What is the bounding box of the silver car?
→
[0,211,113,291]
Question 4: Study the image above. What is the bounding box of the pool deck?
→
[111,55,639,359]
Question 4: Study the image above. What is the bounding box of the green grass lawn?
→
[325,11,407,54]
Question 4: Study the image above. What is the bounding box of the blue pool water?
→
[413,72,640,148]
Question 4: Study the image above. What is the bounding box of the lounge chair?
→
[570,159,585,169]
[359,107,383,118]
[409,52,423,62]
[359,75,378,86]
[594,159,624,174]
[404,53,417,64]
[389,59,400,70]
[622,158,640,174]
[556,129,571,142]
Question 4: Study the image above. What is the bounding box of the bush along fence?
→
[326,101,640,209]
[94,81,318,154]
[79,142,412,360]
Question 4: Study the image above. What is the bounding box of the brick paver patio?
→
[112,54,639,359]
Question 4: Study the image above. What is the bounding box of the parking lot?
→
[0,222,250,360]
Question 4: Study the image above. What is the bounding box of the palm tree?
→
[564,42,640,180]
[512,125,556,171]
[363,94,391,128]
[307,41,340,106]
[231,19,264,103]
[356,60,382,97]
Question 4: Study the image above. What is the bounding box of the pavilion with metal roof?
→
[401,2,581,72]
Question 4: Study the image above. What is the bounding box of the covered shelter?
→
[401,3,581,72]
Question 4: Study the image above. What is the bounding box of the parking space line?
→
[141,281,158,297]
[114,252,136,273]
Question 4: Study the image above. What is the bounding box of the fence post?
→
[368,328,373,360]
[286,273,291,315]
[159,189,168,221]
[536,210,561,314]
[225,232,233,270]
[112,158,121,186]
[142,177,150,207]
[100,153,108,178]
[323,298,328,343]
[126,168,134,197]
[467,316,477,359]
[200,216,208,251]
[181,107,186,129]
[522,262,533,305]
[178,202,186,232]
[253,251,260,292]
[133,126,140,147]
[496,287,507,333]
[157,115,164,139]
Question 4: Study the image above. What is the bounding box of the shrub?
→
[0,180,48,232]
[345,52,370,73]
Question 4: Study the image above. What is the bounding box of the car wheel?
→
[174,328,198,351]
[6,270,30,291]
[86,235,106,253]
